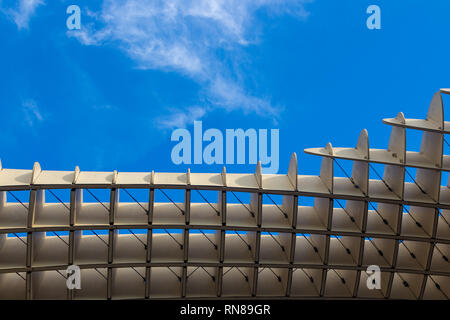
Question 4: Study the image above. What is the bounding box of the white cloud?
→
[209,76,280,116]
[70,0,312,127]
[22,99,43,126]
[156,106,206,129]
[2,0,44,30]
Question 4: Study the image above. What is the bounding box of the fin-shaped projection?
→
[112,170,118,184]
[150,170,155,185]
[288,152,298,189]
[387,112,406,163]
[319,142,334,193]
[73,166,81,184]
[186,168,191,185]
[221,166,227,186]
[356,129,369,159]
[352,129,369,195]
[420,96,444,168]
[383,90,445,132]
[427,91,444,127]
[255,161,262,188]
[31,162,41,184]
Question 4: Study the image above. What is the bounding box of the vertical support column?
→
[285,153,298,297]
[251,192,262,297]
[217,190,226,297]
[418,207,440,299]
[386,204,403,298]
[220,190,227,226]
[354,201,369,297]
[285,195,298,297]
[29,165,43,298]
[181,267,187,299]
[320,198,334,297]
[26,189,38,300]
[148,188,155,226]
[107,188,118,300]
[68,188,76,300]
[352,130,370,296]
[68,190,76,267]
[145,188,154,299]
[106,268,113,300]
[216,266,223,298]
[181,188,191,298]
[68,189,81,266]
[318,148,334,297]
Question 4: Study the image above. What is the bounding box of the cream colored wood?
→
[254,161,262,189]
[430,244,450,273]
[368,179,400,200]
[189,173,223,187]
[320,143,334,193]
[0,193,28,229]
[0,169,32,188]
[324,269,357,297]
[74,231,107,265]
[76,171,114,185]
[352,130,369,196]
[115,172,151,186]
[390,273,423,299]
[288,153,297,189]
[383,91,444,133]
[436,210,450,240]
[73,268,107,299]
[328,236,360,266]
[366,203,399,235]
[1,90,449,299]
[290,268,322,297]
[153,172,188,186]
[31,163,41,185]
[0,234,26,269]
[0,272,26,299]
[422,274,450,300]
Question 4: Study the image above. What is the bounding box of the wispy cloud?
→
[209,76,280,116]
[70,0,312,128]
[156,106,206,130]
[22,99,43,126]
[1,0,45,30]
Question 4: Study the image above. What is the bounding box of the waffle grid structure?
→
[1,90,450,299]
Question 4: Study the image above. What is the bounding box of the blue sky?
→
[1,0,450,184]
